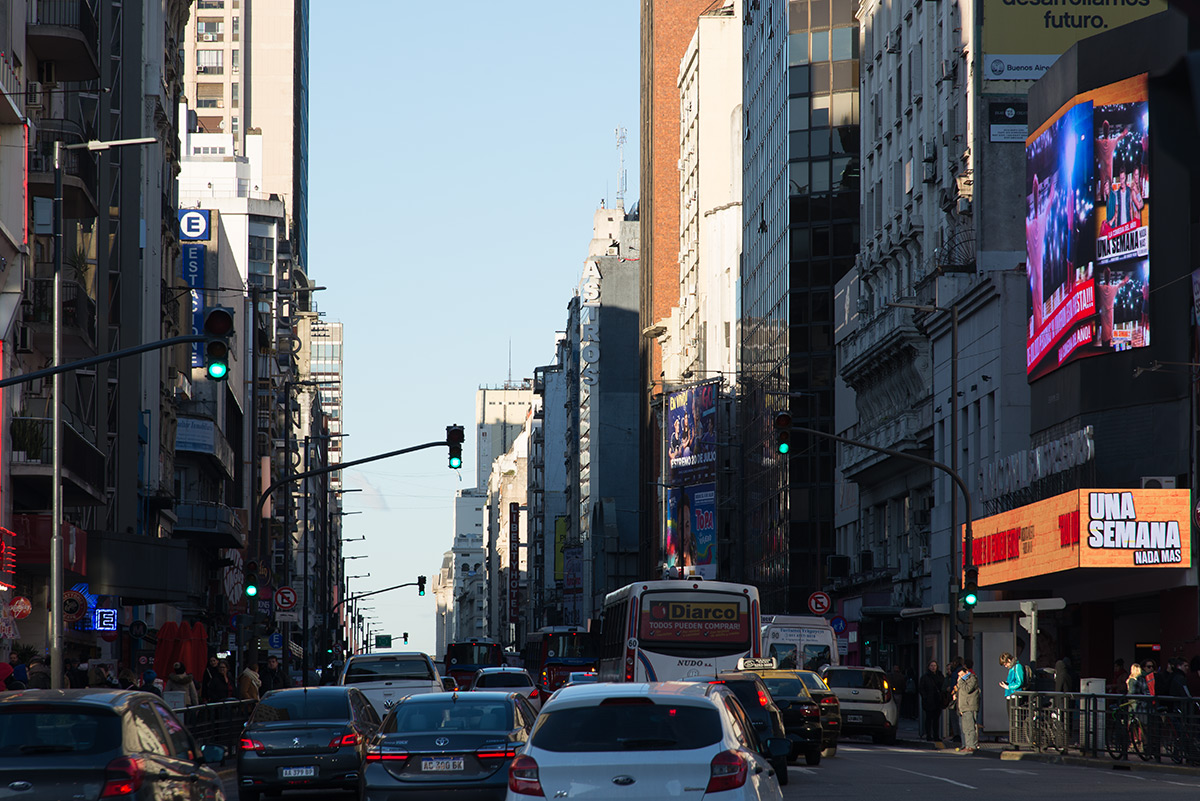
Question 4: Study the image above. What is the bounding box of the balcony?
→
[839,301,928,387]
[838,409,932,482]
[28,123,98,218]
[10,416,105,507]
[86,529,190,604]
[24,275,97,358]
[175,415,237,478]
[27,0,100,82]
[174,501,246,549]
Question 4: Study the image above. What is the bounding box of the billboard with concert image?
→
[1026,75,1149,381]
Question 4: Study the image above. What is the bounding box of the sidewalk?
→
[892,713,1200,777]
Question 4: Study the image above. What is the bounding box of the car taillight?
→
[757,689,770,707]
[365,743,409,763]
[819,695,839,706]
[706,750,748,793]
[476,745,520,760]
[100,756,145,798]
[530,688,539,699]
[509,754,544,796]
[239,737,265,753]
[801,703,820,719]
[330,732,360,748]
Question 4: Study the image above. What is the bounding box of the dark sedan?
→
[361,690,538,801]
[756,670,827,764]
[0,689,227,801]
[236,685,381,801]
[702,672,795,783]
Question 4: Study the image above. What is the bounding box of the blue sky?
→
[308,2,641,657]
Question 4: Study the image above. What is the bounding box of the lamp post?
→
[51,136,156,690]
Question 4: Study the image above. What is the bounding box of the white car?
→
[338,651,449,718]
[469,666,545,712]
[818,665,900,744]
[505,681,790,801]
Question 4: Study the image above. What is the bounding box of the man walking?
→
[259,655,284,694]
[919,660,945,741]
[955,660,981,753]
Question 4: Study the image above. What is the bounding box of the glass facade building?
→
[741,0,859,612]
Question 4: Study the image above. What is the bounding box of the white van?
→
[760,615,838,671]
[337,651,449,717]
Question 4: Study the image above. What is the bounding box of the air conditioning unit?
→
[886,33,901,53]
[922,143,936,162]
[25,82,42,108]
[15,324,31,353]
[1141,476,1177,489]
[956,196,972,215]
[939,59,956,83]
[202,33,216,41]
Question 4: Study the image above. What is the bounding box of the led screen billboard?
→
[1026,75,1149,381]
[966,488,1190,586]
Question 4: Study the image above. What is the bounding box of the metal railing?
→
[1008,690,1200,764]
[176,698,256,754]
[33,0,99,46]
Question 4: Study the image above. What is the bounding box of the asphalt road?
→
[782,740,1200,800]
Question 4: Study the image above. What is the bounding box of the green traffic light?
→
[778,442,790,454]
[246,584,258,597]
[449,455,462,469]
[207,361,228,380]
[963,590,978,606]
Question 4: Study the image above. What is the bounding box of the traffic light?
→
[403,632,409,645]
[417,575,426,596]
[244,560,259,598]
[774,411,792,454]
[962,565,979,608]
[202,306,235,380]
[446,424,465,469]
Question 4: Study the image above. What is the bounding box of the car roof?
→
[823,665,884,673]
[0,688,157,712]
[346,651,430,660]
[474,667,530,674]
[262,686,354,697]
[401,691,520,703]
[543,681,720,710]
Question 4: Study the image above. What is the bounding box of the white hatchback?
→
[505,681,790,801]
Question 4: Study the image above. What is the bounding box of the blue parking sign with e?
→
[268,633,283,649]
[178,209,210,240]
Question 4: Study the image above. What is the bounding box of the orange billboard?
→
[967,489,1191,586]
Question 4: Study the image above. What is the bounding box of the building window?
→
[196,19,224,42]
[232,16,240,42]
[196,50,223,75]
[197,0,224,7]
[231,48,240,74]
[231,116,239,135]
[196,83,224,109]
[231,83,239,108]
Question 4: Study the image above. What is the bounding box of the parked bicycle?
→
[1106,698,1148,761]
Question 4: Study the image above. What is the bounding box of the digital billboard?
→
[966,488,1190,586]
[666,382,720,578]
[1026,75,1149,381]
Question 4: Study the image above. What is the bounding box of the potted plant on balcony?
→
[11,417,45,463]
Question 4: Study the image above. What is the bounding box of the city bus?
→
[522,626,598,692]
[598,579,762,683]
[441,639,504,687]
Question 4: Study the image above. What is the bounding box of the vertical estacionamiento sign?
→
[665,382,719,579]
[984,0,1166,81]
[1026,74,1149,381]
[508,502,520,625]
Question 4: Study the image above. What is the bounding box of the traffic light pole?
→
[787,425,976,651]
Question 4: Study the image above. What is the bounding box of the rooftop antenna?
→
[615,126,628,210]
[507,339,513,388]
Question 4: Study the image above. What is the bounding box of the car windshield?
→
[530,702,721,752]
[823,670,886,691]
[761,678,804,698]
[344,657,434,683]
[384,701,513,733]
[250,693,350,722]
[476,673,532,688]
[0,708,121,757]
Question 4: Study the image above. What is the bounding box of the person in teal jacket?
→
[998,652,1025,698]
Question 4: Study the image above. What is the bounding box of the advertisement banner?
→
[553,516,567,582]
[508,502,520,624]
[666,483,717,579]
[983,0,1165,81]
[667,382,719,486]
[639,598,748,644]
[967,488,1190,585]
[1026,75,1149,380]
[181,243,205,368]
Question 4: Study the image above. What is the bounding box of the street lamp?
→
[51,136,156,689]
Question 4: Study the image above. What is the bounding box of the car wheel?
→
[774,757,789,785]
[821,744,837,758]
[805,749,822,766]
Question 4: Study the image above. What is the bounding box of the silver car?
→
[818,666,900,744]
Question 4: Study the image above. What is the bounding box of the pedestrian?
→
[26,658,51,689]
[998,652,1025,698]
[943,657,964,744]
[954,660,981,753]
[1143,660,1158,696]
[1188,657,1200,698]
[259,655,284,694]
[204,660,234,701]
[238,663,261,701]
[1127,661,1148,695]
[1167,657,1189,699]
[1053,656,1076,693]
[166,662,199,706]
[87,663,116,688]
[1109,658,1129,694]
[117,668,138,690]
[918,659,944,741]
[138,670,162,697]
[8,653,28,686]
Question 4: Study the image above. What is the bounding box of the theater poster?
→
[1026,75,1149,381]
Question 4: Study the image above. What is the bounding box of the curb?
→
[897,737,1200,776]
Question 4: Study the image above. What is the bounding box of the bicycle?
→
[1105,699,1148,761]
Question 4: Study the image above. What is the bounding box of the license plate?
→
[422,757,465,772]
[280,767,316,778]
[846,714,863,723]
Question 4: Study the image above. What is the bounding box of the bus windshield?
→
[637,590,751,654]
[445,643,502,668]
[546,634,595,660]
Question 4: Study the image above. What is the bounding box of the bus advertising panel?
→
[639,592,750,646]
[1026,75,1149,381]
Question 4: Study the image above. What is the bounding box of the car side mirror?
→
[199,744,226,765]
[764,737,791,760]
[442,677,458,691]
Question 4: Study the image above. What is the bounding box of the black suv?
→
[704,672,801,783]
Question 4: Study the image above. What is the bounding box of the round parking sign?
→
[807,591,832,615]
[178,210,209,240]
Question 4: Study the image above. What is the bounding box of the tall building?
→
[740,0,860,613]
[475,385,533,490]
[638,0,718,577]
